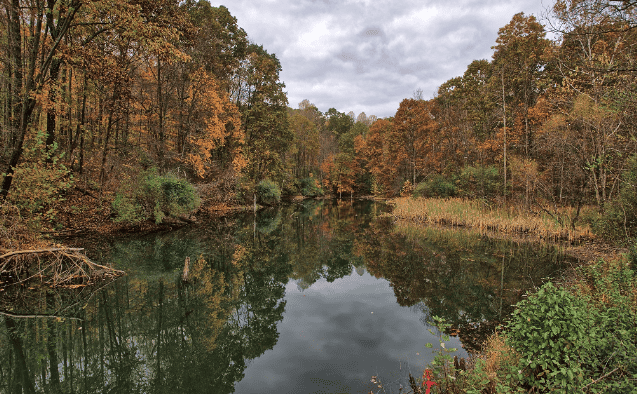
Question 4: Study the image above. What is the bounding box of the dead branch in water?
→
[1,246,124,287]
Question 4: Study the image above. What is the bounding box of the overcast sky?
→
[218,0,553,118]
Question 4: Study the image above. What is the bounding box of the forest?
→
[2,0,637,244]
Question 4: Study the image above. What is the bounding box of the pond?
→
[0,199,576,393]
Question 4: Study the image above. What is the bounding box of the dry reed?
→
[390,197,593,242]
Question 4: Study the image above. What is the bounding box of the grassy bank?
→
[390,197,594,243]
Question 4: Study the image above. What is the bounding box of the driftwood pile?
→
[0,247,124,287]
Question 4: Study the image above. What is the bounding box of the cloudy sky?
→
[217,0,554,118]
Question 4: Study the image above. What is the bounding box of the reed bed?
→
[390,197,593,242]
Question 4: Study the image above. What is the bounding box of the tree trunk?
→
[502,71,507,205]
[45,58,62,163]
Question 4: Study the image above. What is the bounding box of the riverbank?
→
[390,197,637,393]
[388,197,627,262]
[390,197,594,242]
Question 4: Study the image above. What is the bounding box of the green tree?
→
[238,45,292,184]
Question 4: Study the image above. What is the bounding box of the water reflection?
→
[358,217,572,352]
[0,199,574,393]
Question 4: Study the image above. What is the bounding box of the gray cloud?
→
[220,0,551,117]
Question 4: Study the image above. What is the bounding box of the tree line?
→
[2,0,637,240]
[290,1,637,241]
[0,0,287,203]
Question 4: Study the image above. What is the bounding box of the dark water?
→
[0,199,575,393]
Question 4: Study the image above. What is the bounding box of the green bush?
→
[507,265,637,393]
[508,282,590,392]
[457,165,501,199]
[572,260,637,394]
[414,174,457,198]
[299,176,324,197]
[112,169,200,224]
[425,260,637,394]
[593,155,637,242]
[256,179,281,206]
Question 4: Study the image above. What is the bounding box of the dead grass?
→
[483,333,520,382]
[390,197,594,243]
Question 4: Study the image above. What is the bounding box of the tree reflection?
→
[0,237,288,393]
[357,217,572,353]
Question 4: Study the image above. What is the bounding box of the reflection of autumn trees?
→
[0,200,576,389]
[0,240,286,393]
[356,217,571,353]
[276,199,379,286]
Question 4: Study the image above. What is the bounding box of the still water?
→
[0,199,575,393]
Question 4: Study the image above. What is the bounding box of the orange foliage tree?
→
[182,68,245,179]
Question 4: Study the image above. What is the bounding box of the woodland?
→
[0,0,637,246]
[1,0,637,246]
[1,1,637,392]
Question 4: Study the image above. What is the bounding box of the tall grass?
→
[390,197,593,242]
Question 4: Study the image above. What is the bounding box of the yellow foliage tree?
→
[184,68,245,179]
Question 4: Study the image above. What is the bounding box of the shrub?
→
[507,282,590,392]
[425,261,637,394]
[572,260,637,393]
[112,169,200,224]
[6,132,73,222]
[256,179,281,206]
[414,174,457,198]
[508,268,637,393]
[298,176,324,197]
[457,165,501,199]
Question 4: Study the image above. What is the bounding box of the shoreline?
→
[41,191,625,265]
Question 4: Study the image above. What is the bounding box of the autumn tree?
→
[489,13,551,204]
[288,108,320,180]
[545,0,637,209]
[0,0,82,200]
[181,68,245,179]
[363,118,394,196]
[389,99,438,191]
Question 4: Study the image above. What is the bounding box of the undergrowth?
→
[420,258,636,394]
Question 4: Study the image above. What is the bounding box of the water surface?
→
[0,199,575,393]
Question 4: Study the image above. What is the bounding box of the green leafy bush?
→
[507,282,590,392]
[414,174,457,198]
[112,169,200,224]
[298,176,324,197]
[572,260,637,394]
[507,266,637,393]
[457,165,501,199]
[256,179,281,206]
[6,132,73,222]
[424,260,636,394]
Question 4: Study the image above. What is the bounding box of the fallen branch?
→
[0,247,84,259]
[1,246,124,287]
